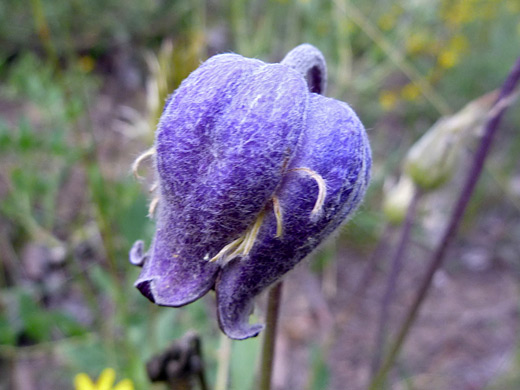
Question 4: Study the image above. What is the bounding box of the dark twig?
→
[369,55,520,390]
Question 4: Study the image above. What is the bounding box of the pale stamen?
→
[272,196,283,237]
[209,211,265,264]
[209,236,244,263]
[132,147,156,180]
[289,167,327,215]
[148,196,159,218]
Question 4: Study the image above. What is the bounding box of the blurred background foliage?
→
[0,0,519,389]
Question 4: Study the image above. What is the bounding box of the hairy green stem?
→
[369,55,520,390]
[259,282,283,390]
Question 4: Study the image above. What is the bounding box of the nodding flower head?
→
[130,44,372,340]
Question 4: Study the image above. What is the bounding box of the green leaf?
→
[18,292,53,342]
[0,312,17,345]
[50,311,88,338]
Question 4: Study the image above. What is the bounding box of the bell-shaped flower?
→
[130,44,372,339]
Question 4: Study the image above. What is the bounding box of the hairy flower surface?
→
[130,44,372,339]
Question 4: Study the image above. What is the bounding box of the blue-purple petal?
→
[216,94,371,338]
[134,54,309,307]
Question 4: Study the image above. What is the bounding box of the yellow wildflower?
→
[405,32,430,55]
[437,35,468,69]
[378,4,402,31]
[339,20,356,35]
[74,368,134,390]
[438,49,459,69]
[449,35,468,52]
[377,14,396,31]
[400,83,421,102]
[441,0,474,26]
[379,90,398,110]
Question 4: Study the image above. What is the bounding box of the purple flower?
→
[130,44,371,340]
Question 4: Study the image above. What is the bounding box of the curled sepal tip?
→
[281,43,327,95]
[129,240,147,267]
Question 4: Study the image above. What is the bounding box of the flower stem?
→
[369,55,520,390]
[215,334,232,390]
[370,188,422,378]
[259,281,283,390]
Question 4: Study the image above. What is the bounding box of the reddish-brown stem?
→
[369,55,520,390]
[370,188,422,377]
